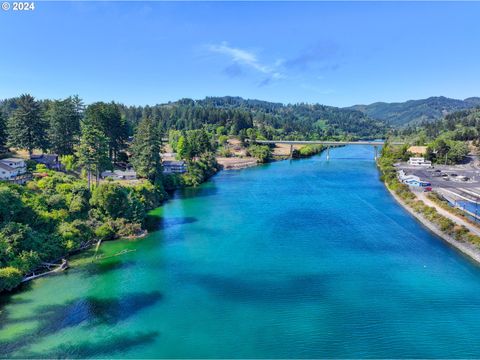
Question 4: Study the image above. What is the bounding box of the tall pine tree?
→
[130,117,162,184]
[0,111,6,152]
[7,94,47,155]
[84,102,127,162]
[47,97,82,155]
[75,122,110,189]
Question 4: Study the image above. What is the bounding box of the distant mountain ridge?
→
[348,96,480,127]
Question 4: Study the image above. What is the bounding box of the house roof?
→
[0,162,15,172]
[115,170,136,176]
[408,146,428,155]
[31,154,58,159]
[102,169,137,177]
[1,158,24,163]
[163,160,185,166]
[31,154,59,165]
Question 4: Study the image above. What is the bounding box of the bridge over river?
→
[251,140,405,160]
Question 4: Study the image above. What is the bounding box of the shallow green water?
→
[2,145,480,358]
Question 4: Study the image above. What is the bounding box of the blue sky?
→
[1,1,479,107]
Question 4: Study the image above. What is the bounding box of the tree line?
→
[117,96,388,140]
[392,108,480,164]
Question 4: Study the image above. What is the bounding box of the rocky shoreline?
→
[386,186,480,264]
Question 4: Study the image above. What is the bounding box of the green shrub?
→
[247,145,272,163]
[162,174,185,191]
[58,220,94,251]
[293,145,324,158]
[0,186,23,223]
[0,267,23,292]
[183,153,219,187]
[111,218,142,237]
[9,251,41,273]
[217,147,233,157]
[95,222,115,241]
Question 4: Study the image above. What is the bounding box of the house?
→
[30,154,62,170]
[0,158,29,184]
[1,158,26,170]
[403,177,431,187]
[408,157,432,166]
[397,170,431,187]
[101,169,137,180]
[163,160,187,174]
[398,171,431,187]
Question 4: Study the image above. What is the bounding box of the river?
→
[2,145,480,358]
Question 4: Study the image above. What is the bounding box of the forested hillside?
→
[400,107,480,143]
[117,96,387,140]
[393,107,480,165]
[350,96,480,127]
[1,96,387,142]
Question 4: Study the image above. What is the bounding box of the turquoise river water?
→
[2,145,480,358]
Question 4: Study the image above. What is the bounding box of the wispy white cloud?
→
[207,42,285,85]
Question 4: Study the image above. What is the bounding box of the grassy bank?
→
[426,192,480,230]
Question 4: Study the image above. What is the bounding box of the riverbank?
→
[217,144,326,170]
[216,156,258,170]
[386,185,480,264]
[378,143,480,264]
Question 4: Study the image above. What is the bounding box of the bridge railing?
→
[249,139,405,146]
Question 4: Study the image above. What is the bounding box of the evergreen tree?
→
[130,118,162,184]
[84,102,127,162]
[0,111,6,152]
[177,135,189,160]
[75,122,110,189]
[46,97,82,155]
[71,95,85,118]
[7,94,47,155]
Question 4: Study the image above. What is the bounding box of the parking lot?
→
[395,161,480,208]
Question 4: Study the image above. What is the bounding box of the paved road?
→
[417,191,480,236]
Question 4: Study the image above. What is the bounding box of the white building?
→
[403,177,431,187]
[0,158,29,184]
[397,170,431,187]
[408,157,432,166]
[163,160,187,174]
[101,169,137,180]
